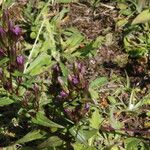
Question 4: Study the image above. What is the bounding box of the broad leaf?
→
[125,138,141,150]
[26,53,52,75]
[89,88,99,101]
[69,127,87,144]
[16,130,45,144]
[32,112,64,128]
[132,9,150,25]
[72,142,96,150]
[0,97,15,106]
[89,108,103,129]
[37,136,63,149]
[89,77,107,89]
[69,127,97,144]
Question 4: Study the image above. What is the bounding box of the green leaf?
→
[142,98,150,105]
[93,36,105,48]
[89,108,103,129]
[72,142,96,150]
[132,9,150,25]
[32,112,64,128]
[89,88,99,100]
[59,62,69,77]
[26,53,52,75]
[110,145,120,150]
[37,136,63,149]
[116,18,128,28]
[69,127,87,144]
[58,0,73,3]
[0,57,9,66]
[110,106,123,129]
[69,127,97,145]
[107,96,117,104]
[64,28,84,54]
[0,97,15,106]
[16,130,45,144]
[125,138,141,150]
[89,77,107,89]
[2,144,17,150]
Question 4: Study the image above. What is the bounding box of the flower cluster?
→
[0,9,24,93]
[50,62,90,123]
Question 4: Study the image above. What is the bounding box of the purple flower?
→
[16,55,24,66]
[64,108,71,114]
[60,91,68,98]
[9,22,21,40]
[53,64,60,72]
[0,49,4,57]
[12,26,21,36]
[72,76,79,85]
[84,103,90,111]
[78,63,82,70]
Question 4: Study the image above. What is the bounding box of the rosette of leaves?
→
[124,29,150,58]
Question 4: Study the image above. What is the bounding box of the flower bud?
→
[16,55,24,66]
[3,80,12,91]
[9,22,21,41]
[53,64,60,72]
[60,90,68,98]
[84,103,90,111]
[12,26,21,36]
[16,55,24,72]
[0,49,5,57]
[33,83,39,93]
[72,75,79,85]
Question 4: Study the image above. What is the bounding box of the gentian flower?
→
[60,90,68,98]
[72,75,79,85]
[12,26,21,36]
[16,55,24,66]
[53,64,60,72]
[16,55,24,72]
[0,49,5,57]
[84,103,90,111]
[9,22,21,40]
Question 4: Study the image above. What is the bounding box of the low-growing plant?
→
[0,1,150,149]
